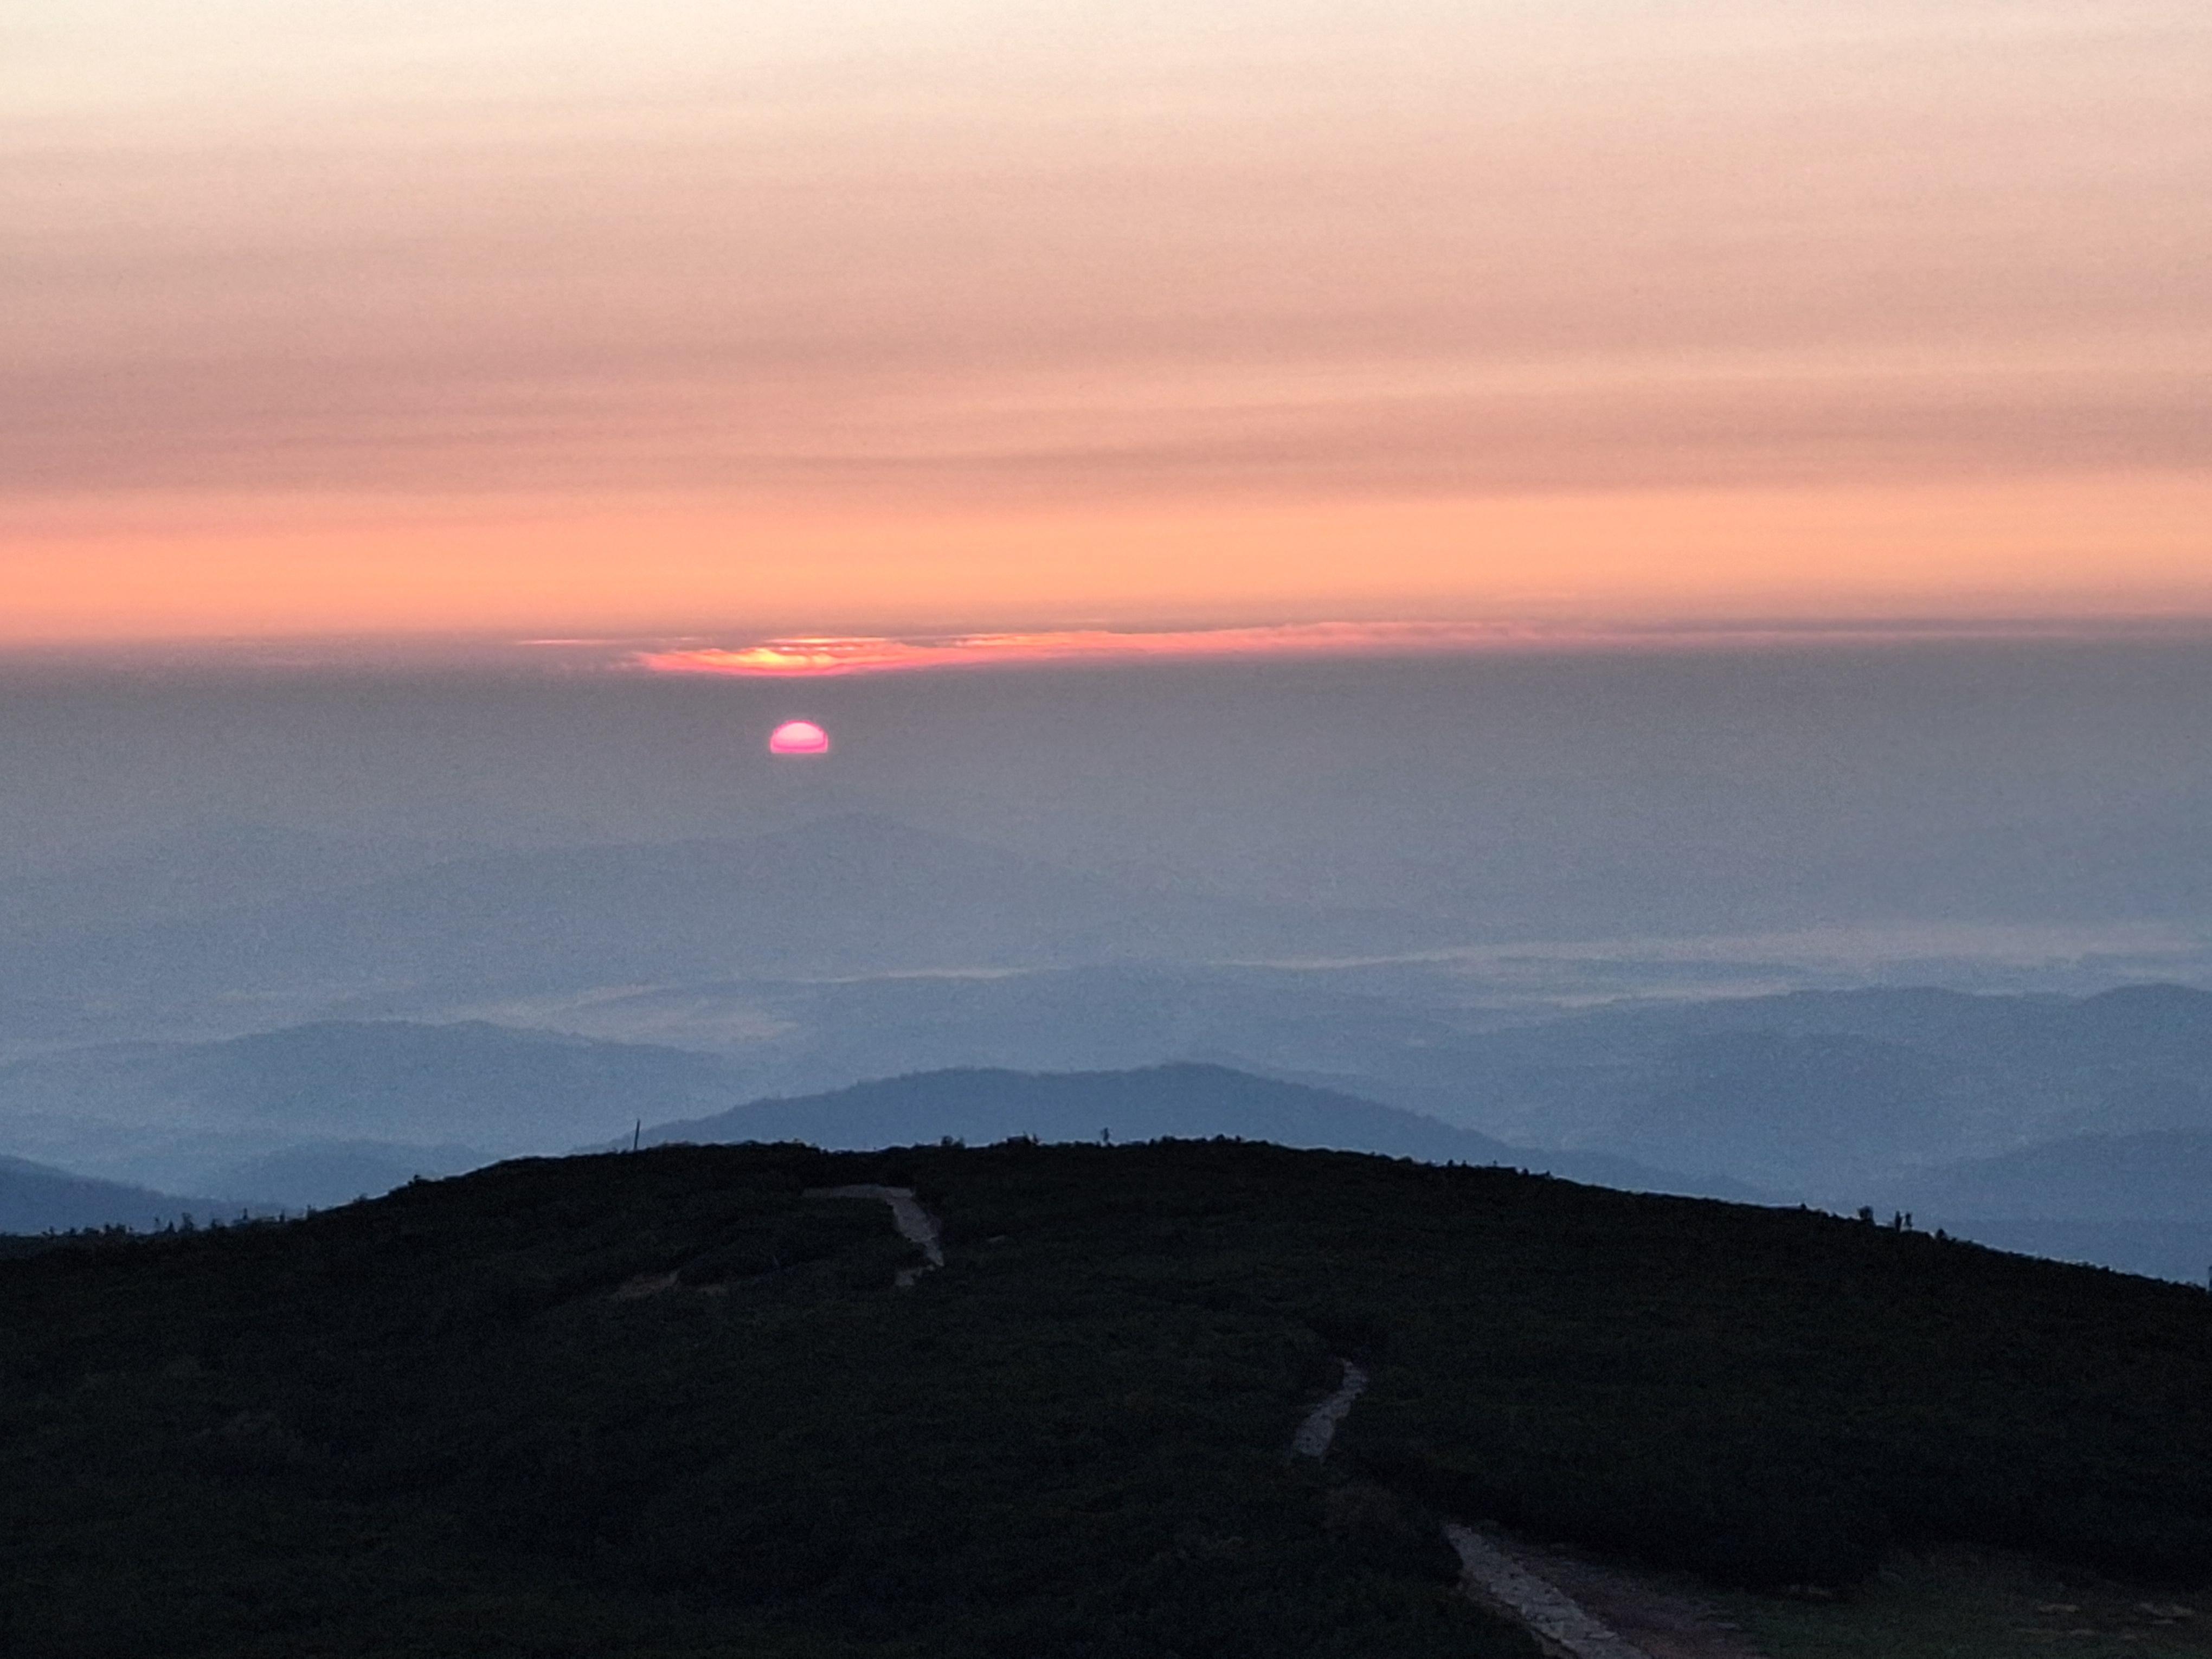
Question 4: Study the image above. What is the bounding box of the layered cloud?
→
[628,615,2212,678]
[2,0,2207,640]
[633,623,1556,677]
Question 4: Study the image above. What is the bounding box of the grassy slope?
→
[1,1139,2208,1658]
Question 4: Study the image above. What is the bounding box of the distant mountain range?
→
[197,1141,490,1211]
[634,1062,1760,1200]
[10,981,2212,1282]
[0,1021,1752,1218]
[0,1154,241,1234]
[395,973,2212,1197]
[453,974,2212,1199]
[0,1020,731,1191]
[1878,1127,2212,1223]
[1258,983,2212,1188]
[1866,1129,2212,1285]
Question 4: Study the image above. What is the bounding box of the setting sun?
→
[767,719,832,755]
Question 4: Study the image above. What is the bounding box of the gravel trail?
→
[1448,1525,1656,1659]
[1283,1354,1671,1657]
[1289,1359,1369,1458]
[796,1188,1721,1656]
[805,1184,945,1286]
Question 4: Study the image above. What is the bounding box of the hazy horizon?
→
[6,634,2207,917]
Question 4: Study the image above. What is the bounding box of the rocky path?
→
[1448,1525,1656,1659]
[805,1184,945,1287]
[1500,1542,1771,1659]
[1287,1356,1763,1657]
[1289,1359,1369,1458]
[651,1187,1753,1655]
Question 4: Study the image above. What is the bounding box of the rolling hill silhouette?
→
[639,1062,1761,1199]
[4,1138,2209,1655]
[0,1020,734,1191]
[0,1154,239,1234]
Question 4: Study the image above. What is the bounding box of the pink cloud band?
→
[629,622,1565,677]
[625,616,2191,679]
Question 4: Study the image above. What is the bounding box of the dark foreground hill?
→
[2,1141,2209,1659]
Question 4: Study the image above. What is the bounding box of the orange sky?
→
[4,0,2207,650]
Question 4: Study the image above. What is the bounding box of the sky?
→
[4,0,2208,653]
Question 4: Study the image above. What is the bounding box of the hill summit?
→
[3,1136,2208,1656]
[638,1061,1753,1198]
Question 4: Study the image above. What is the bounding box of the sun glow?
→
[636,622,1557,678]
[768,719,832,754]
[625,616,2194,680]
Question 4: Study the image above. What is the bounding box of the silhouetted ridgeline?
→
[0,1154,241,1235]
[636,1062,1759,1200]
[2,1139,2207,1657]
[0,1019,732,1207]
[0,1038,1746,1220]
[17,995,2212,1282]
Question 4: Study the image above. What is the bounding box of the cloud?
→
[3,0,2208,639]
[4,8,2206,507]
[628,616,2210,678]
[632,623,1545,676]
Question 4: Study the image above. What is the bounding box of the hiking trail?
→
[1287,1354,1677,1657]
[1448,1525,1658,1659]
[1290,1358,1369,1458]
[805,1184,945,1287]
